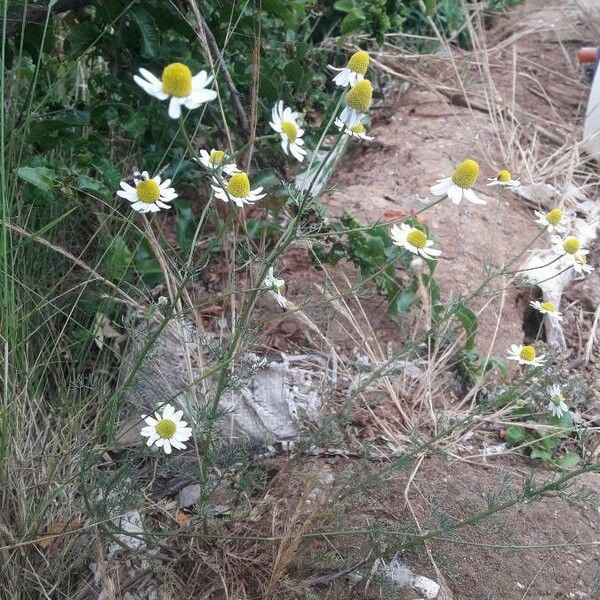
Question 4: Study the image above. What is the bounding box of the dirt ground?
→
[261,456,600,600]
[264,0,600,598]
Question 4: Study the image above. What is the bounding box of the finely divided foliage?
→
[2,1,598,597]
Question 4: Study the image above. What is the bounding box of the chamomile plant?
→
[430,159,485,205]
[134,63,217,119]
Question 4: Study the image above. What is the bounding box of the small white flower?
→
[572,255,595,275]
[530,300,563,321]
[487,170,520,187]
[196,149,238,176]
[210,172,265,208]
[551,235,593,274]
[269,101,307,162]
[134,62,217,119]
[390,223,441,260]
[335,118,373,140]
[535,208,566,233]
[140,404,192,454]
[338,79,373,127]
[263,266,287,308]
[117,171,177,213]
[547,384,569,418]
[430,159,486,205]
[506,344,546,367]
[329,50,369,87]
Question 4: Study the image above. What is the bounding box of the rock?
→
[107,510,146,558]
[118,314,322,446]
[377,557,440,599]
[220,355,322,443]
[178,484,201,508]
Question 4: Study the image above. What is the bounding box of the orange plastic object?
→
[578,47,598,64]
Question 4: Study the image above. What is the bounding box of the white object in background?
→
[581,49,600,157]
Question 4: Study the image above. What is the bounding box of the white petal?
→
[430,178,453,195]
[120,181,135,192]
[332,68,350,87]
[138,68,161,86]
[117,190,137,202]
[447,186,463,205]
[192,70,208,87]
[133,74,168,100]
[168,97,183,119]
[186,89,218,107]
[464,189,486,205]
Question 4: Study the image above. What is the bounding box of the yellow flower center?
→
[546,208,563,226]
[161,62,192,97]
[347,50,370,75]
[351,122,366,134]
[281,120,298,143]
[136,179,161,203]
[541,301,555,312]
[209,150,225,165]
[451,159,479,189]
[346,80,373,113]
[227,172,250,198]
[519,345,536,362]
[155,419,177,439]
[497,170,511,182]
[406,229,427,249]
[563,237,581,255]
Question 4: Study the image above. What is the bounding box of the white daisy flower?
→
[140,404,192,454]
[430,159,485,205]
[329,50,369,87]
[197,149,238,176]
[572,254,595,275]
[269,101,307,162]
[335,118,373,140]
[487,170,520,187]
[117,171,177,213]
[506,344,546,367]
[530,300,563,321]
[535,208,566,233]
[133,62,217,119]
[551,235,593,274]
[210,171,265,208]
[547,384,569,418]
[338,79,373,128]
[390,223,441,260]
[263,266,287,308]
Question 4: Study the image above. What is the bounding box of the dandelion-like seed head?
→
[451,159,479,189]
[227,172,251,198]
[497,170,512,182]
[346,80,373,112]
[546,208,563,226]
[407,229,427,249]
[541,301,555,312]
[136,179,161,203]
[347,50,370,75]
[161,62,192,97]
[209,149,225,165]
[519,345,536,362]
[563,236,581,255]
[155,419,177,439]
[280,120,298,143]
